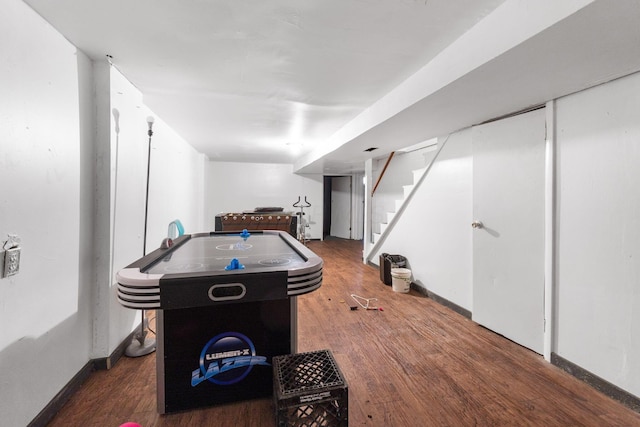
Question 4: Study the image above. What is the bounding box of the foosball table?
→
[215,211,297,238]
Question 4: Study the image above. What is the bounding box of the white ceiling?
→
[23,0,640,174]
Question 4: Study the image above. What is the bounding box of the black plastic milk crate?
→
[272,349,348,427]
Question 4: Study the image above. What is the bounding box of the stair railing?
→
[371,151,395,197]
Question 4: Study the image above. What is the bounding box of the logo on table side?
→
[191,332,269,387]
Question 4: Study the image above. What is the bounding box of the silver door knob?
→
[471,220,484,229]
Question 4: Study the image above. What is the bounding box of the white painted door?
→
[472,108,546,354]
[330,176,351,239]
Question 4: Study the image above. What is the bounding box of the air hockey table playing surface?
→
[116,230,323,413]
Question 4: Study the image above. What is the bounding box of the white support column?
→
[543,99,556,362]
[363,159,373,263]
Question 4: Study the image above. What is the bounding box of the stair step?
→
[380,223,389,234]
[412,167,427,184]
[372,167,428,247]
[403,184,414,199]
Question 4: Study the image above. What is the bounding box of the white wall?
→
[373,130,473,310]
[105,67,153,351]
[144,107,208,244]
[351,173,365,240]
[206,161,323,239]
[91,66,209,354]
[555,71,640,398]
[0,2,209,424]
[0,1,93,424]
[103,65,211,354]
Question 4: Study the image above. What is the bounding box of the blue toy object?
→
[240,229,250,240]
[225,258,245,270]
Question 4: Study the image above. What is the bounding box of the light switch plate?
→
[4,248,20,277]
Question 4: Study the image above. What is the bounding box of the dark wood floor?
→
[47,238,640,426]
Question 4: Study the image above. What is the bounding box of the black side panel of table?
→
[161,300,291,413]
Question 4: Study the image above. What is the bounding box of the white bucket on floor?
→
[391,268,411,293]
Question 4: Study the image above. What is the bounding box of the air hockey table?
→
[116,230,323,414]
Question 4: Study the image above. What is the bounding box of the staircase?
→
[364,137,450,265]
[372,166,427,244]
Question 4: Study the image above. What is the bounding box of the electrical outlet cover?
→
[4,248,20,277]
